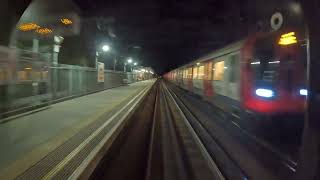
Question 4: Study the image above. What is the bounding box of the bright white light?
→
[268,60,280,64]
[256,88,274,98]
[127,58,133,63]
[134,62,137,66]
[196,62,200,66]
[141,68,146,72]
[251,61,260,65]
[102,45,110,52]
[299,89,308,96]
[224,67,228,69]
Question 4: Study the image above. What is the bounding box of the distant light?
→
[196,62,200,66]
[268,60,280,64]
[25,67,32,70]
[61,18,73,25]
[127,58,133,63]
[299,89,308,96]
[289,2,302,15]
[134,62,137,66]
[278,32,297,45]
[251,61,260,65]
[35,28,53,35]
[141,68,146,72]
[224,67,228,69]
[256,88,274,98]
[102,45,110,52]
[18,23,40,31]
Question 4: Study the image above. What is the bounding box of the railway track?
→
[90,80,227,180]
[167,81,299,179]
[91,79,300,180]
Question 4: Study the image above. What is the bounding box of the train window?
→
[0,68,9,82]
[183,69,187,78]
[187,67,193,79]
[198,65,205,80]
[229,55,239,83]
[192,66,198,79]
[213,61,224,81]
[206,62,213,80]
[252,37,280,87]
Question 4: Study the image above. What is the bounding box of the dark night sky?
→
[73,0,260,74]
[6,0,300,74]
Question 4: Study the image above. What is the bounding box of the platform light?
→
[256,88,274,98]
[36,28,52,35]
[102,45,110,52]
[278,32,297,45]
[127,58,133,63]
[299,89,308,96]
[134,62,137,66]
[18,23,40,31]
[61,18,73,25]
[196,62,200,66]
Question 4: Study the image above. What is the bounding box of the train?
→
[164,29,307,125]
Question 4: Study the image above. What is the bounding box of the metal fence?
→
[0,46,153,118]
[0,63,136,118]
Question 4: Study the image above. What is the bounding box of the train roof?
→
[172,39,245,72]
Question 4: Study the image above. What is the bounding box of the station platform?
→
[0,80,155,179]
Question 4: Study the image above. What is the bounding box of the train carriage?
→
[165,29,306,122]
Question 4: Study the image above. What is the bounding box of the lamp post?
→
[96,44,110,69]
[124,58,133,72]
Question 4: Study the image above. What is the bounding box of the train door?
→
[187,67,193,90]
[192,64,205,95]
[212,57,227,97]
[203,61,214,97]
[182,68,189,88]
[225,53,240,100]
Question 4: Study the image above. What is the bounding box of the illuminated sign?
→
[18,23,40,31]
[61,18,73,25]
[36,28,53,35]
[278,32,298,45]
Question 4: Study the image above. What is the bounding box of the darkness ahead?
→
[3,0,301,74]
[1,1,320,180]
[73,0,294,74]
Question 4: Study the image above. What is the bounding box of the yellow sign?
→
[278,32,298,45]
[36,28,53,35]
[18,23,40,31]
[61,18,73,25]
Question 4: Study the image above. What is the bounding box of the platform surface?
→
[0,80,155,177]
